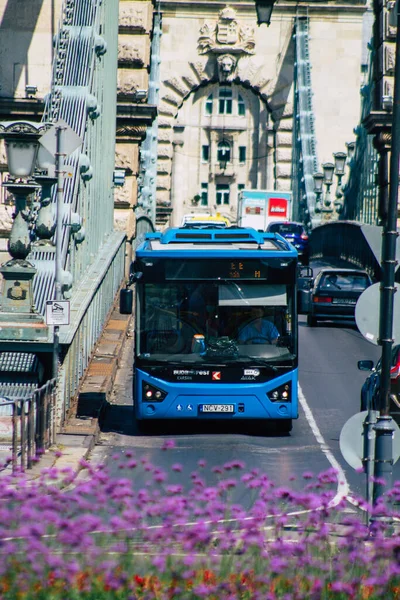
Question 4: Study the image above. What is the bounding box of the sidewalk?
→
[0,305,134,485]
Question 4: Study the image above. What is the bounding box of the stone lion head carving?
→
[217,54,237,82]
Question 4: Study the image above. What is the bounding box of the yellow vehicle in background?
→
[181,213,230,228]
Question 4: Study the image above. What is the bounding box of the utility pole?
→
[373,0,400,505]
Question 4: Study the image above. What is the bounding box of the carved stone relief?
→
[157,144,173,159]
[198,6,255,56]
[190,61,209,83]
[165,77,191,98]
[385,44,396,75]
[114,185,132,205]
[115,144,138,172]
[117,69,149,96]
[197,6,255,83]
[163,93,181,107]
[119,2,153,32]
[118,38,149,67]
[157,160,171,174]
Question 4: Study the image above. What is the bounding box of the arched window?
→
[218,87,232,114]
[217,140,231,163]
[238,94,245,116]
[205,94,213,115]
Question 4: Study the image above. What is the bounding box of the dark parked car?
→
[266,221,310,265]
[358,345,400,422]
[306,268,372,327]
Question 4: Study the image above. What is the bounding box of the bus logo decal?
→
[212,371,221,381]
[244,369,260,377]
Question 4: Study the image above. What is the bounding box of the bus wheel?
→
[277,419,292,434]
[307,314,317,327]
[136,419,155,435]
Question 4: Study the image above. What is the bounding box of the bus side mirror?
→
[120,288,133,314]
[119,272,143,314]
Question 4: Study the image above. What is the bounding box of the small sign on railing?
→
[46,300,70,325]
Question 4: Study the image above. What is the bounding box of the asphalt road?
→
[90,292,390,510]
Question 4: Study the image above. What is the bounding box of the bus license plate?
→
[200,404,234,413]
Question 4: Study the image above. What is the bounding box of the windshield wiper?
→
[234,356,279,372]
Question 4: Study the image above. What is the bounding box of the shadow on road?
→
[100,403,291,439]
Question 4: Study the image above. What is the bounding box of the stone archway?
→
[155,7,295,226]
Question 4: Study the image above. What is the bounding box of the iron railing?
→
[0,379,57,474]
[27,0,124,422]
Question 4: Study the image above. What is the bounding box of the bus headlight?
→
[269,382,291,403]
[142,382,167,402]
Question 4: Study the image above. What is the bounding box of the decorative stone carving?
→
[217,54,238,82]
[118,38,149,67]
[0,140,7,168]
[119,2,153,33]
[157,174,171,191]
[165,77,191,97]
[114,208,135,239]
[385,2,397,39]
[114,185,132,206]
[117,69,148,96]
[190,61,209,83]
[157,144,173,159]
[115,144,138,172]
[238,59,258,85]
[0,205,13,233]
[156,190,170,204]
[182,74,199,90]
[383,76,394,98]
[157,160,171,174]
[158,117,173,128]
[197,6,255,83]
[163,93,181,107]
[116,125,147,140]
[158,129,173,143]
[252,76,273,94]
[198,6,255,56]
[385,45,396,75]
[158,102,177,117]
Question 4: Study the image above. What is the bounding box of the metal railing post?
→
[12,402,17,474]
[20,400,26,471]
[27,397,34,469]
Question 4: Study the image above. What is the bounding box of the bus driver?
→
[238,307,280,345]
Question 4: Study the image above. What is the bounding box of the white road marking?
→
[298,383,350,506]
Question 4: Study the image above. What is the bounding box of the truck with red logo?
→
[237,189,292,230]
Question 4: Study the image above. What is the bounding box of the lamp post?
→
[372,0,400,509]
[312,172,324,213]
[0,122,48,339]
[322,162,335,209]
[333,151,347,212]
[254,0,276,26]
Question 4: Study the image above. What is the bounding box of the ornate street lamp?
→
[312,172,324,213]
[254,0,276,26]
[0,121,49,341]
[345,141,356,162]
[322,162,335,209]
[333,151,347,212]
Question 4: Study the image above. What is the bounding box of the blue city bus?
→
[122,226,299,433]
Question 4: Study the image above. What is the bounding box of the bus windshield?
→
[137,281,295,364]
